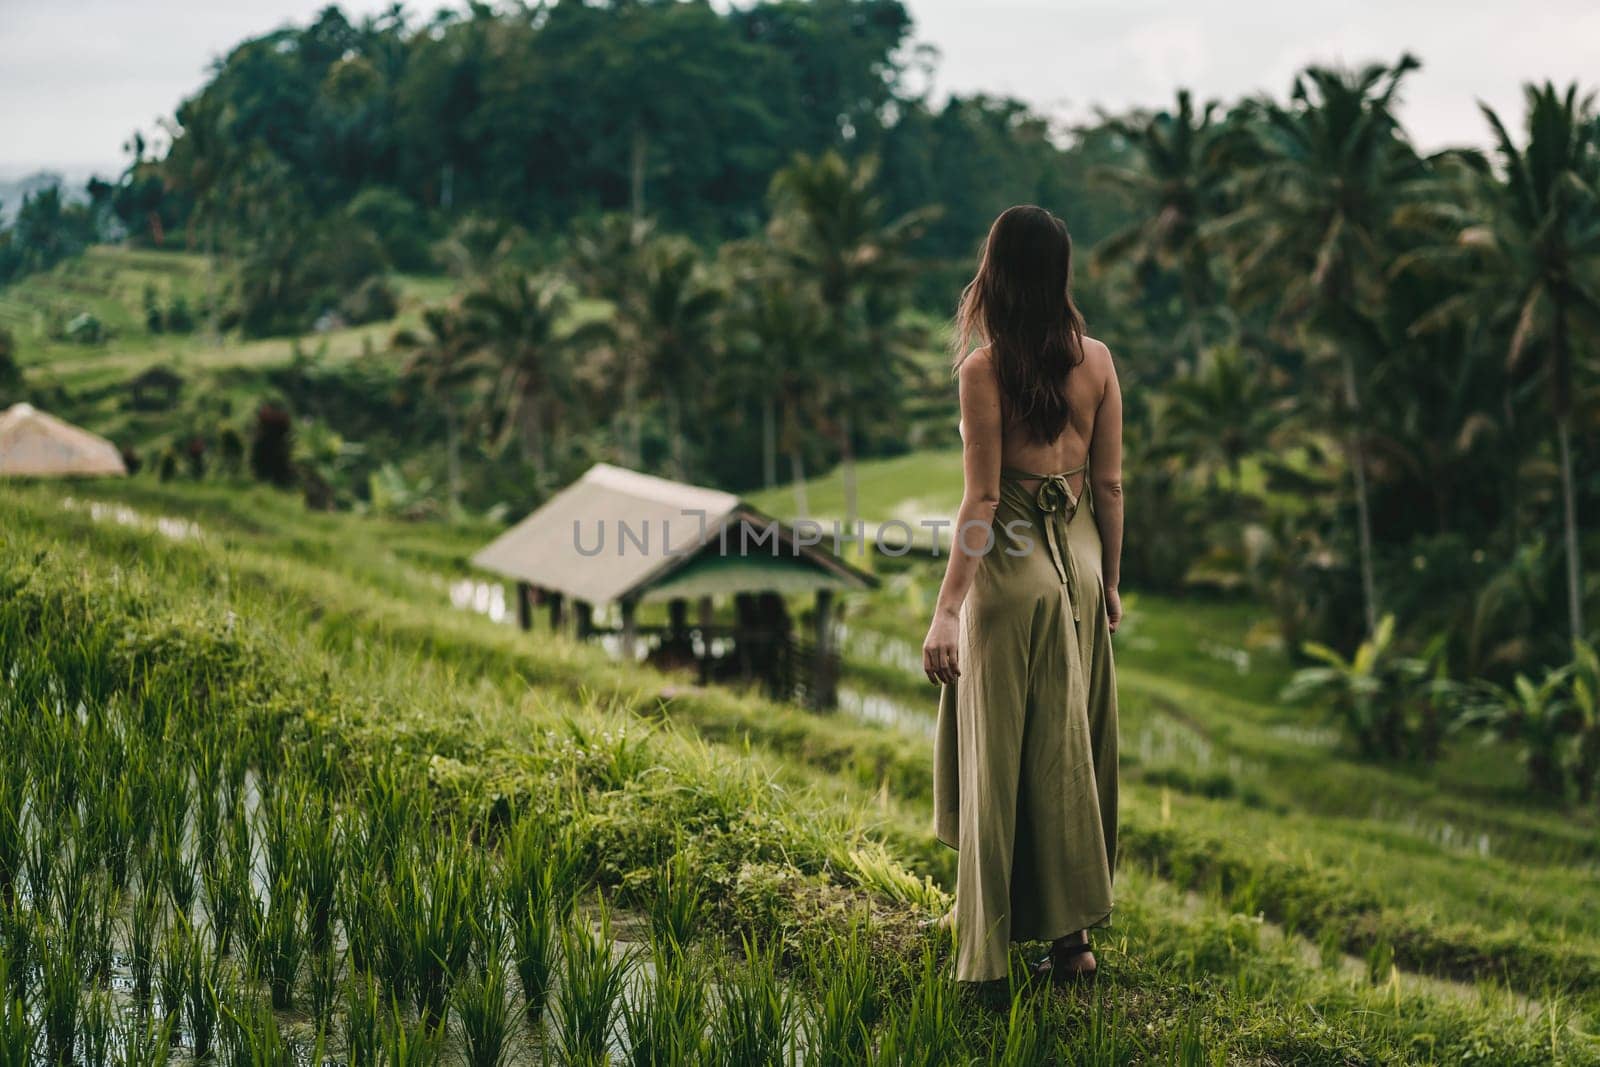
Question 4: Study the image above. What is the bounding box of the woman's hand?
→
[923,610,961,685]
[1106,586,1123,635]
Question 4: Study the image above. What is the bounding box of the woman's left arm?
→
[922,353,1003,685]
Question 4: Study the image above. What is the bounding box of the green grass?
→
[3,477,1598,1063]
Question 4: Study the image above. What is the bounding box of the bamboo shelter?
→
[473,463,876,708]
[0,403,127,478]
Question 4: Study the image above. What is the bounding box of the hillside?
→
[3,477,1597,1063]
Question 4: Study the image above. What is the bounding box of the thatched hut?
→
[473,463,875,708]
[0,403,127,478]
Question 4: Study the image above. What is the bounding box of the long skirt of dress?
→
[933,466,1119,983]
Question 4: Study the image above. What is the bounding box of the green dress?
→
[933,462,1119,982]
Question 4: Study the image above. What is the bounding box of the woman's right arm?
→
[1089,347,1124,633]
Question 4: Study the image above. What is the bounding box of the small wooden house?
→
[473,463,876,708]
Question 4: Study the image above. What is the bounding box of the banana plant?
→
[1283,614,1392,757]
[1567,641,1600,804]
[1456,664,1577,799]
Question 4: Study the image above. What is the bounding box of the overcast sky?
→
[3,0,1597,179]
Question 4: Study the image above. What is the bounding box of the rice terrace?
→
[3,0,1600,1064]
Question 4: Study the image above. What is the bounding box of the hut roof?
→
[472,463,875,605]
[0,403,127,478]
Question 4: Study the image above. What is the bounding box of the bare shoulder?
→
[1080,335,1114,370]
[957,346,998,390]
[958,345,995,376]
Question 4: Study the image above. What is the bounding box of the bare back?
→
[960,336,1121,498]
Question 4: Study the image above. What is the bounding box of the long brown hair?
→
[951,205,1086,444]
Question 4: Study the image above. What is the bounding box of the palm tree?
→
[566,213,657,306]
[1470,85,1600,641]
[1160,343,1289,492]
[437,215,524,281]
[628,237,723,480]
[393,305,486,514]
[1091,89,1232,354]
[465,272,596,486]
[721,242,834,510]
[1210,55,1424,637]
[768,151,936,526]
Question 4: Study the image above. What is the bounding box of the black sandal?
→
[1029,938,1097,986]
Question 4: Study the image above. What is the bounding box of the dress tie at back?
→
[1001,463,1089,622]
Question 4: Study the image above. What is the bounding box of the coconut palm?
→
[720,241,832,509]
[393,305,486,513]
[627,237,723,481]
[1159,343,1290,492]
[1443,85,1600,642]
[1211,55,1424,636]
[1091,89,1233,354]
[768,151,936,526]
[465,272,598,486]
[566,213,657,306]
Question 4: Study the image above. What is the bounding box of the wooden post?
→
[668,598,688,638]
[813,588,836,709]
[574,601,594,639]
[547,591,565,632]
[697,596,714,684]
[516,582,533,632]
[620,598,638,660]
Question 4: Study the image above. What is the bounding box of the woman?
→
[923,204,1123,997]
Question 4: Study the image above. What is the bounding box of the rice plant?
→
[306,941,342,1033]
[621,941,709,1067]
[501,811,586,919]
[38,918,82,1067]
[387,833,482,1027]
[340,862,382,976]
[869,943,960,1067]
[0,907,31,1001]
[992,988,1049,1067]
[454,936,515,1067]
[553,900,634,1067]
[343,970,384,1067]
[380,996,445,1067]
[505,883,557,1022]
[24,814,58,908]
[220,995,296,1067]
[294,802,341,954]
[0,771,20,907]
[155,921,189,1021]
[250,879,304,1010]
[126,877,162,1002]
[183,923,225,1060]
[0,952,34,1067]
[200,816,250,959]
[805,913,880,1067]
[78,989,115,1067]
[110,1010,173,1067]
[709,934,795,1067]
[647,846,703,957]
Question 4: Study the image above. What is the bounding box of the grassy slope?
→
[7,251,1600,1058]
[7,478,1598,1063]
